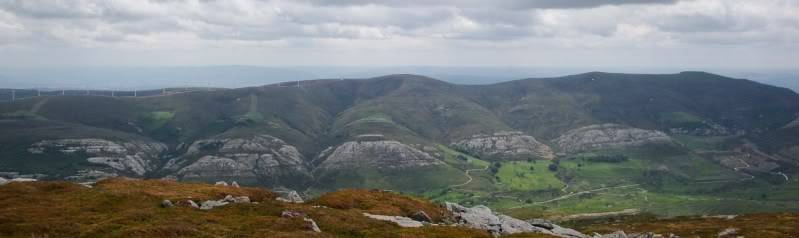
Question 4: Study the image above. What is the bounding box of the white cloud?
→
[0,0,796,68]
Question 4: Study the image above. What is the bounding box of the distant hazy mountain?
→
[1,66,796,93]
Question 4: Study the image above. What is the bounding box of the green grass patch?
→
[437,144,490,170]
[140,111,174,129]
[659,111,703,125]
[496,161,564,191]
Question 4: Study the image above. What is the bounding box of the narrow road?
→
[30,97,49,114]
[532,184,641,205]
[449,163,489,189]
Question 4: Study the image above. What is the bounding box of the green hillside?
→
[1,72,798,219]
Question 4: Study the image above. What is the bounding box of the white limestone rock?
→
[304,218,322,232]
[363,213,424,228]
[28,138,166,176]
[445,202,588,238]
[318,140,443,170]
[452,131,555,160]
[555,124,672,153]
[174,135,310,181]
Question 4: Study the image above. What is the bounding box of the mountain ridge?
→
[2,71,798,219]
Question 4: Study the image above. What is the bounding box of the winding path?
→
[448,163,489,189]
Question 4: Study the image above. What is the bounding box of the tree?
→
[548,163,558,172]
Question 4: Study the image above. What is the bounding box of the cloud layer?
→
[0,0,797,67]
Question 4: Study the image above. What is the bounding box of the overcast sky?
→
[0,0,797,68]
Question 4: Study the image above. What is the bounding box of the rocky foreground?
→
[0,179,796,238]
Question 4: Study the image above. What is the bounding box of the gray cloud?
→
[304,0,681,9]
[0,0,795,68]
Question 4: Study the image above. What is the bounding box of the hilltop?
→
[1,72,798,219]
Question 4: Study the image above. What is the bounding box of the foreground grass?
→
[0,178,493,238]
[578,213,799,237]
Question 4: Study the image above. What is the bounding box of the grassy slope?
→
[0,179,500,238]
[1,179,796,238]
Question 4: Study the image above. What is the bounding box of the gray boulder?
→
[276,190,304,203]
[410,211,433,223]
[445,202,588,238]
[215,181,229,186]
[161,199,174,208]
[187,200,200,209]
[199,200,229,210]
[596,231,627,238]
[717,228,738,237]
[528,219,555,229]
[222,195,250,203]
[363,213,424,228]
[304,218,322,232]
[281,210,304,218]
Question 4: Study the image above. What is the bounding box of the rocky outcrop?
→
[452,131,555,160]
[555,124,672,153]
[317,140,443,170]
[27,139,166,176]
[275,190,304,203]
[445,202,587,238]
[363,213,424,228]
[196,195,252,210]
[170,135,310,184]
[65,170,118,182]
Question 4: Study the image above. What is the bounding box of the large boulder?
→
[445,202,587,238]
[555,124,672,153]
[452,131,555,160]
[363,213,424,228]
[275,190,304,203]
[446,203,588,238]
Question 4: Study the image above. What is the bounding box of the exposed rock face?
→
[171,135,310,184]
[65,170,118,182]
[445,202,587,238]
[363,213,424,228]
[668,121,731,136]
[452,131,555,160]
[318,140,443,170]
[28,139,166,176]
[555,124,672,153]
[275,190,304,203]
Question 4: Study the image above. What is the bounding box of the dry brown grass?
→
[312,189,452,222]
[0,179,489,238]
[580,213,799,237]
[2,179,796,238]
